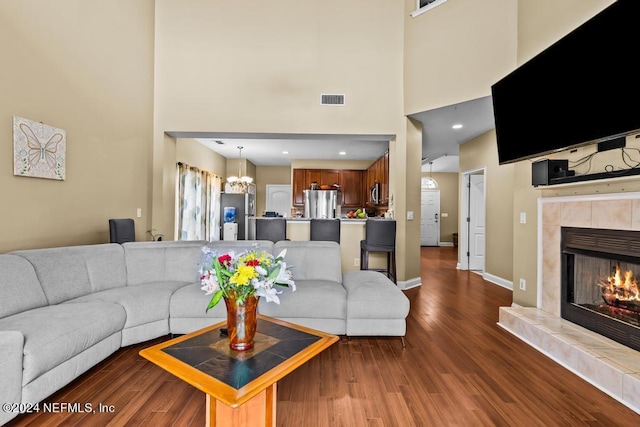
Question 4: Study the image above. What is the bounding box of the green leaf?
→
[206,290,223,312]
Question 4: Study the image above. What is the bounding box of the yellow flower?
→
[230,265,258,286]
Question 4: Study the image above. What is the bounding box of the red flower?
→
[246,259,260,267]
[218,254,232,266]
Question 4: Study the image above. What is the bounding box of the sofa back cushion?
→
[123,241,208,285]
[10,244,127,304]
[203,240,274,257]
[0,254,48,318]
[273,241,342,283]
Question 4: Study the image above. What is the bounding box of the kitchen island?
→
[248,217,388,272]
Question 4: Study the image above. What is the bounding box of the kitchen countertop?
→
[251,217,369,223]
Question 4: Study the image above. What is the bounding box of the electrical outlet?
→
[519,278,526,291]
[519,212,526,224]
[354,258,360,267]
[136,208,142,218]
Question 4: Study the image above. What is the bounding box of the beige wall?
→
[177,139,227,177]
[423,172,459,243]
[0,0,154,252]
[459,131,514,281]
[510,0,616,306]
[153,0,422,283]
[403,0,517,115]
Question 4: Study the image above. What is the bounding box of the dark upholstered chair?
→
[310,219,341,244]
[360,219,397,284]
[255,218,287,243]
[109,218,135,244]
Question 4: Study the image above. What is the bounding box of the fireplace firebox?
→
[561,227,640,352]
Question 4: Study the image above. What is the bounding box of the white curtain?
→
[176,163,221,241]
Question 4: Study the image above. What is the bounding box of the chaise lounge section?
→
[0,240,409,425]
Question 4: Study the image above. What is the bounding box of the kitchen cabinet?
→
[292,168,364,208]
[306,170,323,189]
[292,169,306,206]
[365,150,389,207]
[320,170,340,187]
[340,170,364,208]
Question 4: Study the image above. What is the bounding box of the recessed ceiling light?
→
[339,151,346,156]
[282,151,289,154]
[452,124,463,129]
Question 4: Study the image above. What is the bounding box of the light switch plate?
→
[407,211,414,220]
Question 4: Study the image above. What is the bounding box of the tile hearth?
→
[498,192,640,414]
[498,306,640,413]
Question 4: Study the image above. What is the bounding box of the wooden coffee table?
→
[139,315,339,427]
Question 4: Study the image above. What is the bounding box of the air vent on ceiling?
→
[321,94,345,106]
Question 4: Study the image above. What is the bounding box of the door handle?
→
[435,213,439,223]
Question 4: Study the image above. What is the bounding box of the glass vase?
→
[224,294,259,351]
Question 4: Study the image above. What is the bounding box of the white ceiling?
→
[412,95,496,170]
[168,96,495,172]
[167,132,392,167]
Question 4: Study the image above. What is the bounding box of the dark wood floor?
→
[9,247,640,426]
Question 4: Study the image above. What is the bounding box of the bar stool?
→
[360,219,396,284]
[310,219,341,243]
[255,218,287,243]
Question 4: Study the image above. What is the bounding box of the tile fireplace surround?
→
[498,192,640,414]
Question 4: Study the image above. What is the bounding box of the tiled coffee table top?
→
[161,319,322,389]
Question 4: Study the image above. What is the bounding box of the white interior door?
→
[468,174,485,270]
[266,185,291,217]
[421,190,440,246]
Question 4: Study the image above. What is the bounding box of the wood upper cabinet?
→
[340,170,364,208]
[365,150,389,206]
[292,169,306,206]
[306,170,322,188]
[320,170,340,187]
[382,150,389,205]
[292,168,365,208]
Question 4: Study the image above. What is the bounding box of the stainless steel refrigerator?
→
[303,190,340,218]
[220,193,255,240]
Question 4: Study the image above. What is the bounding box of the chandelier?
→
[226,146,253,193]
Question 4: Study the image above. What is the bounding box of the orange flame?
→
[601,264,640,302]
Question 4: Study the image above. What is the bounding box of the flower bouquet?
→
[199,246,295,350]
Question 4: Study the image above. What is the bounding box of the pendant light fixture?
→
[226,146,253,193]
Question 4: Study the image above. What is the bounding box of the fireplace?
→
[561,227,640,352]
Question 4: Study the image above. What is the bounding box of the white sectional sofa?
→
[0,239,409,425]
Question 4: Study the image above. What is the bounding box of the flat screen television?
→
[492,0,640,165]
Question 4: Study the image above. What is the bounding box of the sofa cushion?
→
[0,302,126,385]
[203,240,274,255]
[123,241,206,285]
[170,282,228,320]
[273,241,342,283]
[0,255,48,318]
[258,279,346,320]
[67,281,188,328]
[343,270,410,319]
[11,244,127,303]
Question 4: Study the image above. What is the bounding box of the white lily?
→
[256,286,282,304]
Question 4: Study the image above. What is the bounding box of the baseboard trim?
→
[398,277,421,290]
[482,272,513,290]
[438,242,454,247]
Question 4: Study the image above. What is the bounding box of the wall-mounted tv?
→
[492,0,640,165]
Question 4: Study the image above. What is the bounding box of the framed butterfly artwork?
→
[13,116,66,180]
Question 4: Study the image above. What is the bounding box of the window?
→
[421,177,438,189]
[411,0,448,18]
[175,163,221,241]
